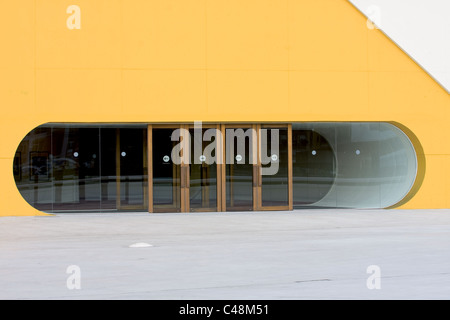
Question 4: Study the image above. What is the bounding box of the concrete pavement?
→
[1,209,450,299]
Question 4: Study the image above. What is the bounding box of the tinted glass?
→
[15,124,147,212]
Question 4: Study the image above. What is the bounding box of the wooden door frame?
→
[148,122,293,213]
[185,123,222,212]
[222,123,258,211]
[148,124,187,213]
[116,127,148,211]
[256,123,292,211]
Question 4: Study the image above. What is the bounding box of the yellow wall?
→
[1,0,449,216]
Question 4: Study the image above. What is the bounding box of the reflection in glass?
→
[14,122,418,212]
[52,127,101,211]
[225,127,254,211]
[261,128,289,207]
[99,128,117,210]
[189,128,217,211]
[333,122,417,208]
[152,128,181,212]
[292,128,336,207]
[15,127,53,212]
[15,124,148,213]
[119,128,147,209]
[292,123,417,208]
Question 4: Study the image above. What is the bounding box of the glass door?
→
[256,124,292,210]
[116,127,148,211]
[149,123,292,213]
[149,125,185,212]
[187,124,221,212]
[224,124,257,211]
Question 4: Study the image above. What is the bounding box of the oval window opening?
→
[14,122,419,213]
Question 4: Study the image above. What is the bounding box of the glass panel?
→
[377,123,417,206]
[52,127,101,211]
[15,127,53,212]
[99,128,117,211]
[119,128,147,209]
[14,122,418,212]
[15,124,149,213]
[225,127,254,211]
[292,127,336,208]
[260,127,289,207]
[153,128,181,212]
[189,128,217,211]
[333,122,417,208]
[292,122,417,208]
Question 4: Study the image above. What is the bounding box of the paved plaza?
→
[1,209,450,299]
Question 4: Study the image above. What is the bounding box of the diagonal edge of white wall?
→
[348,0,450,94]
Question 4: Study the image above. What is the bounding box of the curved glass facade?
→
[14,122,418,213]
[292,122,418,208]
[292,128,336,207]
[14,124,148,212]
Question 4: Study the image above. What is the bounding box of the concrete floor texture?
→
[1,209,450,300]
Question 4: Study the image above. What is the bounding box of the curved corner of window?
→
[292,122,421,209]
[383,121,425,209]
[13,123,149,214]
